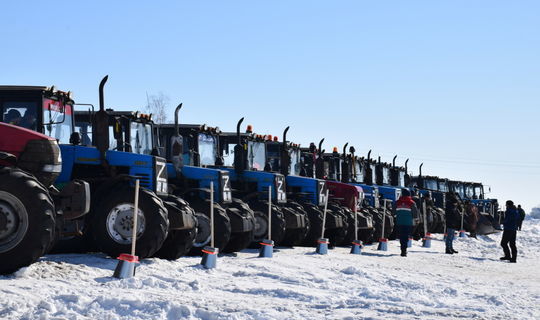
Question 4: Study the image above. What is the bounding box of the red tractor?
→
[1,87,89,274]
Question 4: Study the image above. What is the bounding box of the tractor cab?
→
[217,121,287,204]
[264,127,328,207]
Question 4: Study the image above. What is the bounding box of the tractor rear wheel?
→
[280,201,310,247]
[0,167,55,274]
[300,203,324,247]
[90,185,169,259]
[153,195,197,260]
[187,200,231,255]
[248,200,287,245]
[222,198,255,253]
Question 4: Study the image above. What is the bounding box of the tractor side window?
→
[43,103,73,144]
[198,133,217,166]
[354,162,364,182]
[1,101,37,130]
[75,122,93,146]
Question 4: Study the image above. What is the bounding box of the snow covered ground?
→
[2,209,540,320]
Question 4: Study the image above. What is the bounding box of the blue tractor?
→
[265,127,353,246]
[75,107,202,259]
[214,120,309,246]
[153,105,256,254]
[57,76,199,260]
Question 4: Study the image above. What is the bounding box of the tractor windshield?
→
[290,148,302,176]
[198,133,217,166]
[398,171,405,187]
[130,122,153,155]
[382,167,390,185]
[425,179,438,190]
[465,185,475,199]
[353,161,364,183]
[247,141,266,171]
[266,143,280,172]
[439,181,448,192]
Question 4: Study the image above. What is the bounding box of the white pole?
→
[268,186,272,240]
[130,179,140,256]
[423,200,428,236]
[321,189,330,238]
[354,196,358,241]
[460,206,464,231]
[381,199,387,239]
[210,181,214,248]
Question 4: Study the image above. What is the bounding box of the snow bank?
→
[528,206,540,219]
[1,221,540,320]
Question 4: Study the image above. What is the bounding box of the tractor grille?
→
[134,173,151,189]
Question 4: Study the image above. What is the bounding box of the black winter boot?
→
[400,249,407,257]
[500,256,511,261]
[445,248,454,254]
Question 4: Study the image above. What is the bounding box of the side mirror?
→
[69,132,81,145]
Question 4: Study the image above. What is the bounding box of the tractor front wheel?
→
[0,167,55,274]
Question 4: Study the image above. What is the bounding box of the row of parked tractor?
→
[0,76,502,274]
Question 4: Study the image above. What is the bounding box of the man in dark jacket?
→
[517,205,525,231]
[445,192,461,254]
[501,200,519,262]
[393,189,418,257]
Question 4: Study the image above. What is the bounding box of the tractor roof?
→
[0,85,48,91]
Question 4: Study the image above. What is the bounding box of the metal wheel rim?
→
[193,216,211,247]
[0,191,30,253]
[253,215,268,239]
[106,203,146,244]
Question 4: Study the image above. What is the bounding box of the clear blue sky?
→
[1,1,539,211]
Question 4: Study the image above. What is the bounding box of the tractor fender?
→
[0,151,17,166]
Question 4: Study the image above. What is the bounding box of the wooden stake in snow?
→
[381,199,388,239]
[130,179,140,256]
[210,181,215,248]
[354,196,358,241]
[423,200,428,237]
[268,186,272,240]
[321,189,330,238]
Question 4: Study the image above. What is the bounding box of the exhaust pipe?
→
[393,155,397,167]
[94,75,109,161]
[419,163,423,176]
[280,126,290,176]
[283,126,289,144]
[318,138,325,155]
[234,117,246,173]
[367,150,371,162]
[342,143,348,158]
[174,103,183,136]
[405,159,409,173]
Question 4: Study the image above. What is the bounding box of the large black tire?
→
[325,203,349,248]
[222,198,255,253]
[0,167,55,274]
[153,195,197,260]
[187,199,231,255]
[338,206,357,246]
[248,200,287,245]
[280,201,310,247]
[300,203,324,247]
[89,185,169,259]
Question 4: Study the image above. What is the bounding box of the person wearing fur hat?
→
[393,189,418,257]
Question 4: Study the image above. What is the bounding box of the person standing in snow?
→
[517,205,525,231]
[445,192,461,254]
[465,200,479,239]
[393,189,418,257]
[500,200,519,263]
